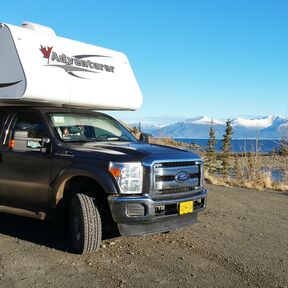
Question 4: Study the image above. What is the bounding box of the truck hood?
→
[67,142,201,162]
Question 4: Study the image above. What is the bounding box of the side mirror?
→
[10,130,51,153]
[139,133,150,143]
[10,130,31,151]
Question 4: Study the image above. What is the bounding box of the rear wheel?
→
[70,193,102,254]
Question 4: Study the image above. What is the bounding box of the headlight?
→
[109,162,143,194]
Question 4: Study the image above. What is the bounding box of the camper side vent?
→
[21,22,56,36]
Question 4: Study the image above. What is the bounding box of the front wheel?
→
[70,193,102,254]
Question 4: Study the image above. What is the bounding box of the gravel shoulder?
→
[0,184,287,288]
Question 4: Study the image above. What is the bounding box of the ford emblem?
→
[175,172,190,182]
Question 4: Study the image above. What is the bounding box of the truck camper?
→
[0,22,207,254]
[0,21,142,110]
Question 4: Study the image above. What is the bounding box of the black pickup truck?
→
[0,106,207,254]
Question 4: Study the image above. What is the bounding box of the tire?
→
[70,193,102,254]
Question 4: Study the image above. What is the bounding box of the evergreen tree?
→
[206,122,217,173]
[221,119,233,178]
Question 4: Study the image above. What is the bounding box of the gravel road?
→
[0,184,287,288]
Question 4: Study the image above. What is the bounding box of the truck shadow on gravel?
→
[0,213,118,253]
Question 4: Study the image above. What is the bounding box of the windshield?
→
[49,113,136,143]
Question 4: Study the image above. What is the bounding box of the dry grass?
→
[204,154,288,191]
[204,170,230,187]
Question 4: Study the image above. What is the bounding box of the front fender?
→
[50,163,118,208]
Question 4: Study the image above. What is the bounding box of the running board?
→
[0,205,46,220]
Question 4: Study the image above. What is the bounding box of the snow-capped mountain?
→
[134,115,288,139]
[185,116,225,125]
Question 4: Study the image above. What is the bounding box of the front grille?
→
[153,161,202,195]
[159,161,196,168]
[156,173,199,182]
[157,186,197,194]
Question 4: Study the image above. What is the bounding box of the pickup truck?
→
[0,106,207,253]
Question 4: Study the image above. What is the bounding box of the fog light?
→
[126,204,145,217]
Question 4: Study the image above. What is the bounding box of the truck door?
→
[0,111,52,210]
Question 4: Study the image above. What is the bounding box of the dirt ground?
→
[0,184,287,288]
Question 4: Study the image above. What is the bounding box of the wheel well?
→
[63,176,106,205]
[56,176,117,234]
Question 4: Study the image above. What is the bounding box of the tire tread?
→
[71,193,102,254]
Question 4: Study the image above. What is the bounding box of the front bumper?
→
[108,188,207,236]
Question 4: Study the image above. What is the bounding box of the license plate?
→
[179,201,193,215]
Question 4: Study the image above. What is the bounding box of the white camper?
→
[0,22,142,110]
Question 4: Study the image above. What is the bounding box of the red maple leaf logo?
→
[40,45,53,64]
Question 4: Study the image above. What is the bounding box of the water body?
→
[175,138,281,153]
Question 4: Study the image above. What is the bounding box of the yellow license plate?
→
[179,201,194,215]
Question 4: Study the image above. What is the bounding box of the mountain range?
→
[128,115,288,139]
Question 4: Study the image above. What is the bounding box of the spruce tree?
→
[206,122,217,174]
[221,119,233,178]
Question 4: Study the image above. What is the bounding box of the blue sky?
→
[2,0,288,122]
